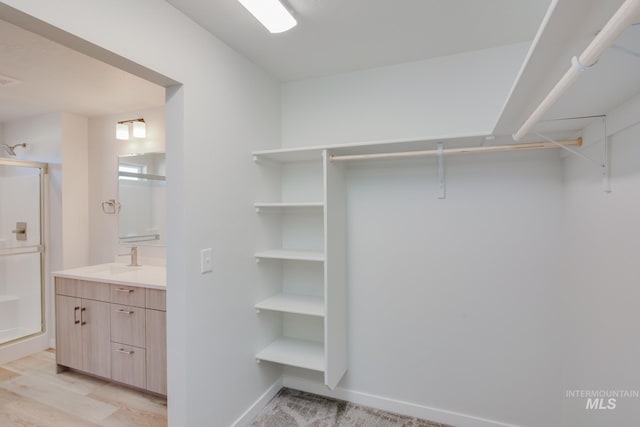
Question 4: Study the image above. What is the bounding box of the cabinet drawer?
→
[110,304,145,347]
[111,343,145,389]
[110,284,145,307]
[55,278,110,302]
[55,277,77,297]
[146,289,166,311]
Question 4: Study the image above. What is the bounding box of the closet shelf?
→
[255,249,325,262]
[253,148,324,163]
[256,337,324,372]
[252,134,486,163]
[255,293,325,317]
[254,202,324,212]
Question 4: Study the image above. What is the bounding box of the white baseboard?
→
[283,375,522,427]
[0,333,50,365]
[231,377,283,427]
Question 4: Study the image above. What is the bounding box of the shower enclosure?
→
[0,158,46,346]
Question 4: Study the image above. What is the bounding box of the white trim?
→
[0,333,49,365]
[282,375,523,427]
[230,377,283,427]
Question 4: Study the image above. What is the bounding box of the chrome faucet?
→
[118,246,141,267]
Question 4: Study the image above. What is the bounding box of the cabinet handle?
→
[114,309,135,315]
[114,288,134,293]
[73,306,80,324]
[80,307,86,325]
[116,348,135,355]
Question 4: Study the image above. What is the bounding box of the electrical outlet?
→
[200,248,213,274]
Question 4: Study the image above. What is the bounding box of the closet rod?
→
[513,0,640,141]
[329,138,582,162]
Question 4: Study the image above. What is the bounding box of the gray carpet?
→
[250,388,454,427]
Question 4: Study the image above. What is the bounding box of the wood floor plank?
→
[0,367,20,383]
[18,365,108,396]
[88,383,167,416]
[0,374,118,424]
[2,394,100,427]
[5,355,52,375]
[0,351,167,426]
[0,387,23,405]
[99,406,168,427]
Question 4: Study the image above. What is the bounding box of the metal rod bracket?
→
[437,143,446,199]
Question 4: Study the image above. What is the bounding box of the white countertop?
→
[53,263,166,290]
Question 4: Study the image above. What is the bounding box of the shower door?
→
[0,159,46,346]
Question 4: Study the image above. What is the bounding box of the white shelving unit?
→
[255,337,324,372]
[255,249,325,262]
[253,149,347,389]
[255,294,325,317]
[254,202,324,211]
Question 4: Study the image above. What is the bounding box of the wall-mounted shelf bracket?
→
[533,123,610,193]
[602,117,611,193]
[255,258,261,263]
[437,143,446,199]
[255,308,261,314]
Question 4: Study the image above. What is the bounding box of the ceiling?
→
[167,0,552,81]
[0,19,164,124]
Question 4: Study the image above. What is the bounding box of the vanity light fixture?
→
[116,123,129,140]
[237,0,297,33]
[132,120,146,138]
[116,118,146,140]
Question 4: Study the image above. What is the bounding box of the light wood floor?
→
[0,349,167,426]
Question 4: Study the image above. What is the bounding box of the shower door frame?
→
[0,158,48,346]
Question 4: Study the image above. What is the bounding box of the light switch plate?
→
[200,248,213,274]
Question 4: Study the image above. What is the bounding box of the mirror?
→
[118,153,166,246]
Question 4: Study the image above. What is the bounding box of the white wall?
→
[87,106,165,265]
[562,95,640,427]
[61,113,89,269]
[346,152,565,427]
[281,43,529,148]
[0,2,282,426]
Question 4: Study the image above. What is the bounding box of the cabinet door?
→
[81,299,111,378]
[55,295,82,369]
[145,309,167,395]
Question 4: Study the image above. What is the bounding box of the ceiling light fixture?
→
[237,0,297,34]
[116,118,146,140]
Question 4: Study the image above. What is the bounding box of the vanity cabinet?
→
[55,279,111,379]
[55,277,166,395]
